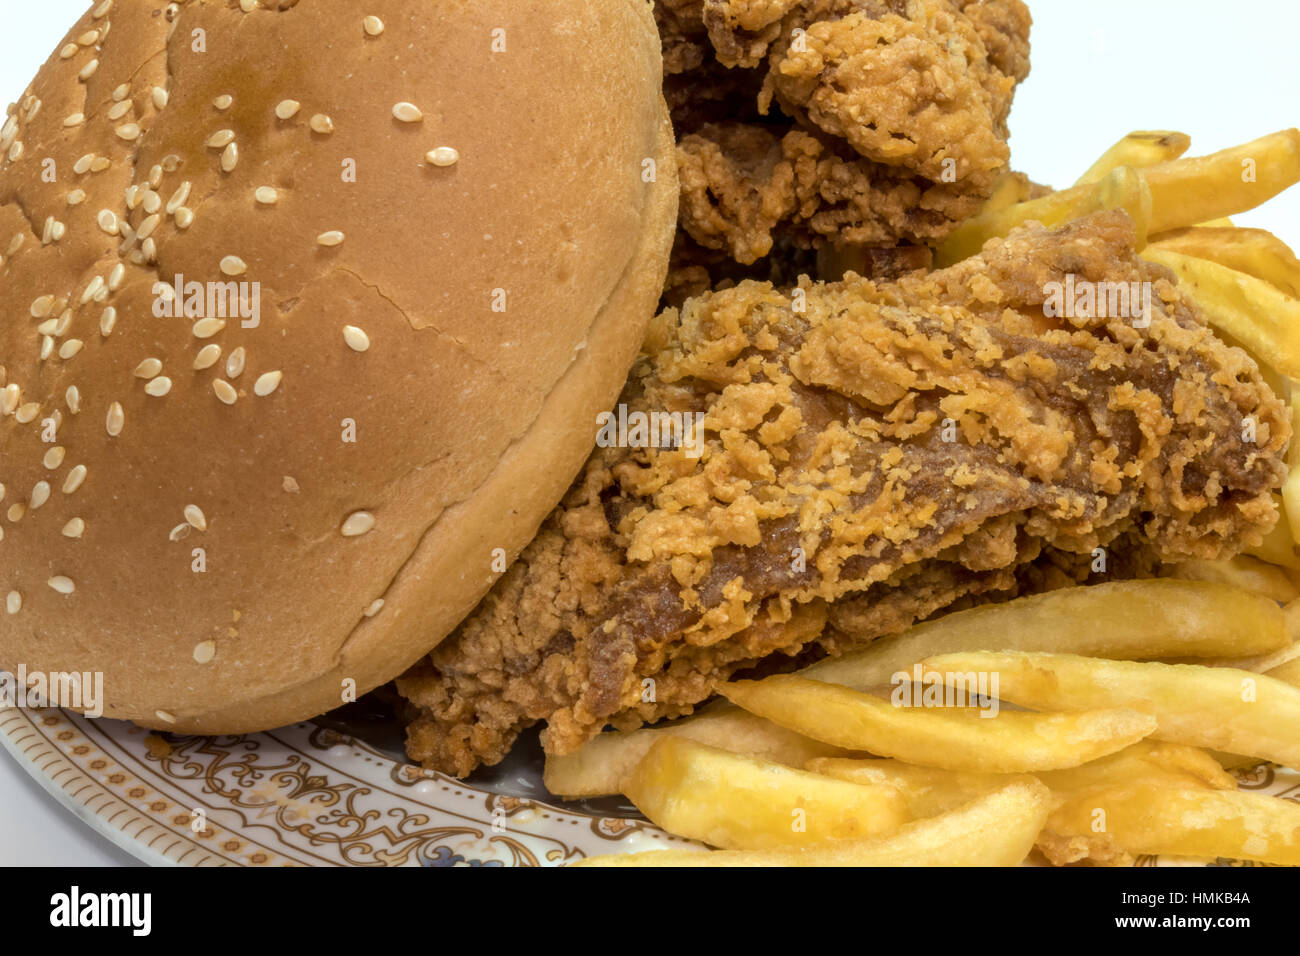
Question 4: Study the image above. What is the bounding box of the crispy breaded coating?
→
[398,213,1290,776]
[664,0,1032,270]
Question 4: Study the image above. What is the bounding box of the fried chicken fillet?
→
[658,0,1033,298]
[398,213,1290,776]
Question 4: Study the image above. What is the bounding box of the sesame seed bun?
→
[0,0,676,732]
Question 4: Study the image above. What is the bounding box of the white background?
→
[0,0,1296,866]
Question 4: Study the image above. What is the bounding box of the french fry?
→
[1141,246,1300,378]
[1147,226,1300,298]
[1075,130,1192,185]
[1243,494,1300,571]
[809,742,1235,816]
[547,581,1285,797]
[543,704,845,798]
[1040,784,1300,866]
[572,779,1050,867]
[920,651,1300,768]
[1142,129,1300,233]
[1266,655,1300,689]
[1284,394,1300,547]
[722,676,1156,773]
[804,579,1287,690]
[621,738,909,850]
[935,165,1151,266]
[979,169,1042,215]
[1164,555,1300,604]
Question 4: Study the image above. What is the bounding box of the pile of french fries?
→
[569,129,1300,867]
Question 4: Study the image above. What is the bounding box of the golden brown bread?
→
[0,0,677,732]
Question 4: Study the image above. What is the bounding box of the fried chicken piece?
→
[398,213,1289,776]
[666,0,1032,270]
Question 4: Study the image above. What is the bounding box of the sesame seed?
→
[184,504,207,531]
[48,576,75,595]
[207,129,235,149]
[212,379,237,404]
[100,307,117,336]
[275,99,300,120]
[24,99,40,122]
[145,376,172,397]
[112,82,129,101]
[43,446,65,469]
[137,213,161,240]
[66,386,81,414]
[392,102,423,123]
[93,0,113,17]
[78,29,99,46]
[51,221,66,242]
[67,189,86,206]
[30,295,54,318]
[218,253,248,276]
[15,402,39,424]
[174,207,194,229]
[161,153,181,172]
[7,504,24,522]
[193,317,226,338]
[343,326,371,352]
[221,141,238,172]
[115,123,140,140]
[134,358,162,378]
[64,113,85,128]
[105,401,124,436]
[364,599,385,617]
[309,113,334,134]
[4,592,19,615]
[53,310,73,336]
[142,190,162,214]
[58,339,83,360]
[108,263,125,291]
[40,336,54,361]
[74,153,94,174]
[213,94,233,110]
[168,523,190,541]
[253,370,282,396]
[153,86,169,110]
[364,15,385,36]
[107,99,131,121]
[81,275,105,302]
[97,209,118,235]
[148,164,163,188]
[193,344,221,369]
[166,180,191,213]
[427,146,460,167]
[240,0,258,10]
[30,481,50,509]
[62,517,84,538]
[2,385,18,415]
[254,186,278,205]
[141,238,157,263]
[317,230,345,247]
[193,641,216,664]
[226,347,246,378]
[60,44,78,59]
[63,465,86,494]
[91,156,110,172]
[341,511,376,536]
[282,476,300,493]
[155,710,176,724]
[78,59,100,81]
[7,140,23,161]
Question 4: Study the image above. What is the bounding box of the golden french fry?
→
[721,676,1156,773]
[549,581,1285,797]
[1243,494,1300,571]
[1197,217,1236,228]
[920,651,1300,768]
[1076,130,1192,185]
[805,580,1287,690]
[935,165,1151,266]
[1142,246,1300,378]
[979,169,1043,215]
[809,742,1235,817]
[1165,555,1300,604]
[1040,784,1300,866]
[543,704,844,799]
[573,779,1050,867]
[1142,129,1300,233]
[621,738,908,850]
[1266,655,1300,688]
[1148,226,1300,298]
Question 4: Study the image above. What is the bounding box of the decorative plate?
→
[0,696,1294,866]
